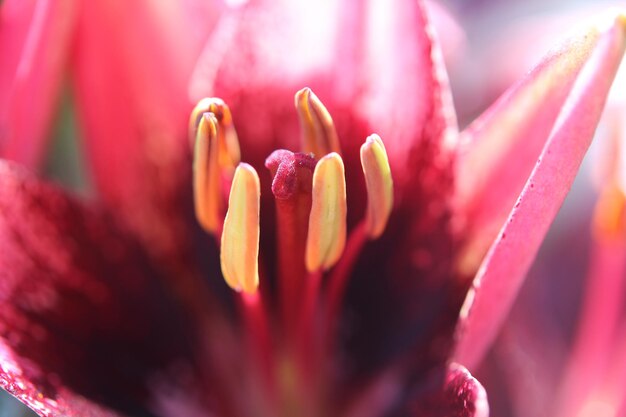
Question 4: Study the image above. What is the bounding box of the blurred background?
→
[1,0,623,415]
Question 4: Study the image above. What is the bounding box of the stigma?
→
[190,88,394,294]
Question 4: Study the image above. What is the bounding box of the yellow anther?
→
[193,113,221,233]
[189,98,241,169]
[295,87,341,157]
[305,153,347,272]
[593,185,626,239]
[360,134,394,238]
[220,163,261,294]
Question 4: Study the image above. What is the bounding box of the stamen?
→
[360,134,394,238]
[305,153,347,272]
[189,98,241,169]
[193,113,221,233]
[220,163,261,294]
[295,87,341,157]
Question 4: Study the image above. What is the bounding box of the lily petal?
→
[334,0,458,176]
[0,0,77,169]
[0,161,198,415]
[554,229,626,417]
[1,342,127,417]
[72,0,218,272]
[455,12,625,272]
[454,11,626,369]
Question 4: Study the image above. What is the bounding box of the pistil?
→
[265,150,316,338]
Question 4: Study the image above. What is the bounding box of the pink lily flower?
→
[0,1,625,416]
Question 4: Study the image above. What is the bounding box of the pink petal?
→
[0,161,198,416]
[607,327,626,417]
[553,326,626,417]
[423,0,466,69]
[190,0,338,103]
[333,0,458,177]
[455,14,624,271]
[1,342,126,417]
[554,104,626,416]
[554,234,626,417]
[0,0,77,169]
[454,12,626,369]
[72,0,218,271]
[409,363,489,417]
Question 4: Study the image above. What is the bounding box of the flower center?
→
[189,87,394,415]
